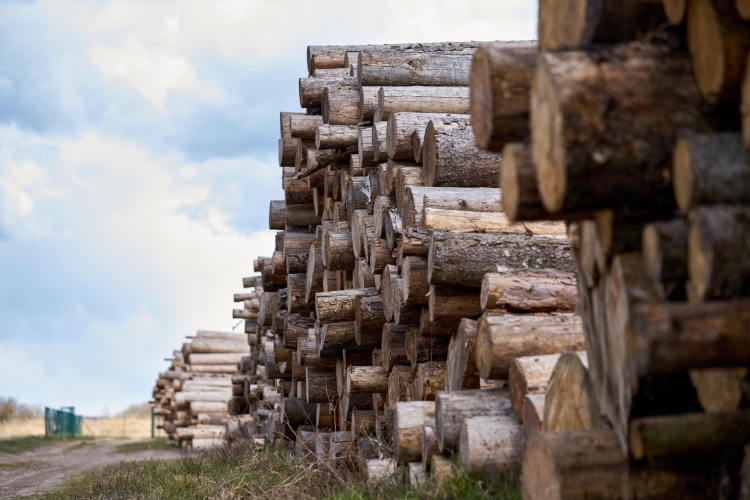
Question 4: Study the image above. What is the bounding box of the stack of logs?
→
[152,329,252,449]
[223,39,612,489]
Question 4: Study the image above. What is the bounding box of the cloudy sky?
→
[0,0,537,415]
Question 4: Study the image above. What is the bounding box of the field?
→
[0,415,154,440]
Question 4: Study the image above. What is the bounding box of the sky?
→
[0,0,537,415]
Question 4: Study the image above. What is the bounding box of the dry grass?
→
[0,418,44,439]
[0,416,153,441]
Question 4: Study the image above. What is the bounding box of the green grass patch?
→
[115,439,179,454]
[0,435,93,454]
[39,442,520,500]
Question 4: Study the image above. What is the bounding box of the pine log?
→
[286,253,309,275]
[283,232,316,258]
[190,338,249,354]
[532,41,728,214]
[345,365,389,394]
[290,114,324,139]
[523,394,546,436]
[382,323,411,372]
[428,231,573,287]
[408,462,427,488]
[428,285,482,323]
[284,174,314,205]
[287,274,314,314]
[476,314,585,379]
[642,218,688,287]
[538,0,666,50]
[480,268,578,312]
[369,237,395,274]
[324,231,355,271]
[688,204,750,300]
[413,362,446,401]
[509,352,588,423]
[400,228,430,258]
[323,88,360,125]
[673,132,750,212]
[279,138,297,167]
[315,288,379,323]
[284,316,315,350]
[404,186,502,228]
[315,124,359,150]
[269,200,286,230]
[358,126,378,168]
[402,256,429,306]
[689,367,748,412]
[318,321,368,358]
[628,299,750,375]
[356,258,375,289]
[372,122,388,164]
[435,388,513,451]
[374,196,396,237]
[629,410,750,459]
[445,318,481,392]
[421,423,440,466]
[394,401,435,465]
[283,397,317,427]
[469,42,537,152]
[388,366,416,407]
[423,208,566,235]
[387,112,466,160]
[543,353,600,431]
[259,292,278,327]
[306,368,338,404]
[354,294,386,345]
[377,86,470,122]
[687,0,750,103]
[357,51,473,87]
[393,279,421,325]
[351,410,377,435]
[459,415,523,475]
[304,241,324,302]
[411,128,425,163]
[299,76,358,109]
[350,210,371,259]
[359,86,379,123]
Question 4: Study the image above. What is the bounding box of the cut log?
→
[388,366,416,407]
[538,0,666,50]
[435,388,513,452]
[354,294,386,345]
[283,397,317,428]
[476,314,585,379]
[664,0,686,23]
[324,231,355,271]
[306,367,338,404]
[287,274,314,314]
[428,231,573,287]
[532,41,727,214]
[402,256,429,306]
[469,42,537,152]
[480,268,578,312]
[422,208,566,235]
[629,410,750,459]
[359,86,379,123]
[259,292,278,327]
[285,253,309,275]
[387,112,467,160]
[394,401,435,465]
[421,423,440,466]
[188,353,245,365]
[323,88,360,125]
[284,172,315,205]
[673,133,750,212]
[315,124,359,150]
[382,323,411,373]
[358,51,473,87]
[284,316,315,350]
[444,318,481,392]
[345,365,389,394]
[459,415,523,476]
[315,288,379,323]
[687,0,750,103]
[298,76,357,108]
[523,394,546,436]
[369,237,395,274]
[290,114,324,139]
[279,138,297,167]
[642,218,688,287]
[428,285,482,323]
[413,362,446,401]
[688,205,750,301]
[404,186,502,228]
[358,126,378,168]
[508,352,588,422]
[689,367,748,412]
[269,200,286,230]
[377,86,470,122]
[542,353,600,431]
[304,242,325,303]
[372,122,388,164]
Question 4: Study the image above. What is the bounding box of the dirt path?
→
[0,438,184,498]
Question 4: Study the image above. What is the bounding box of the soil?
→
[0,438,184,498]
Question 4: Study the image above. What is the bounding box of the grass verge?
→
[115,439,179,454]
[0,435,94,454]
[40,441,521,500]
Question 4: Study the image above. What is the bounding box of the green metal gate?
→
[45,407,83,437]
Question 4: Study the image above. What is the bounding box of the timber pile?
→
[151,328,252,449]
[220,39,612,489]
[489,1,750,498]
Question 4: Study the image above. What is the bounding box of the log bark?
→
[356,258,375,289]
[476,314,585,379]
[382,323,412,373]
[358,126,377,168]
[395,168,424,216]
[388,366,416,407]
[374,195,396,238]
[542,353,601,431]
[377,86,470,122]
[435,388,513,452]
[469,42,537,152]
[629,410,750,459]
[315,288,379,323]
[259,292,278,327]
[304,241,324,303]
[394,401,435,465]
[283,397,317,427]
[286,253,309,275]
[445,318,481,392]
[509,352,588,423]
[284,316,315,350]
[279,138,297,167]
[299,76,358,108]
[283,232,317,258]
[687,0,750,103]
[290,114,324,139]
[688,205,750,300]
[673,132,750,212]
[316,124,360,149]
[323,88,360,125]
[359,86,379,123]
[523,394,546,436]
[480,268,579,312]
[538,0,666,50]
[369,237,395,274]
[402,256,429,306]
[345,365,389,394]
[642,218,688,286]
[269,200,286,230]
[422,208,566,235]
[324,231,355,271]
[358,51,473,87]
[372,122,388,164]
[306,367,338,404]
[354,294,386,345]
[287,274,315,314]
[413,361,446,401]
[459,415,523,476]
[387,112,466,160]
[319,321,368,358]
[428,231,573,287]
[532,41,728,214]
[284,171,314,205]
[428,285,482,323]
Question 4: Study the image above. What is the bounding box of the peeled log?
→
[435,388,513,451]
[532,41,724,214]
[189,353,245,365]
[422,208,566,235]
[377,86,469,122]
[428,231,573,287]
[688,204,750,301]
[673,133,750,212]
[358,51,473,87]
[394,401,435,465]
[542,353,601,431]
[480,268,578,312]
[459,415,523,476]
[190,338,249,354]
[687,0,750,103]
[476,314,585,379]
